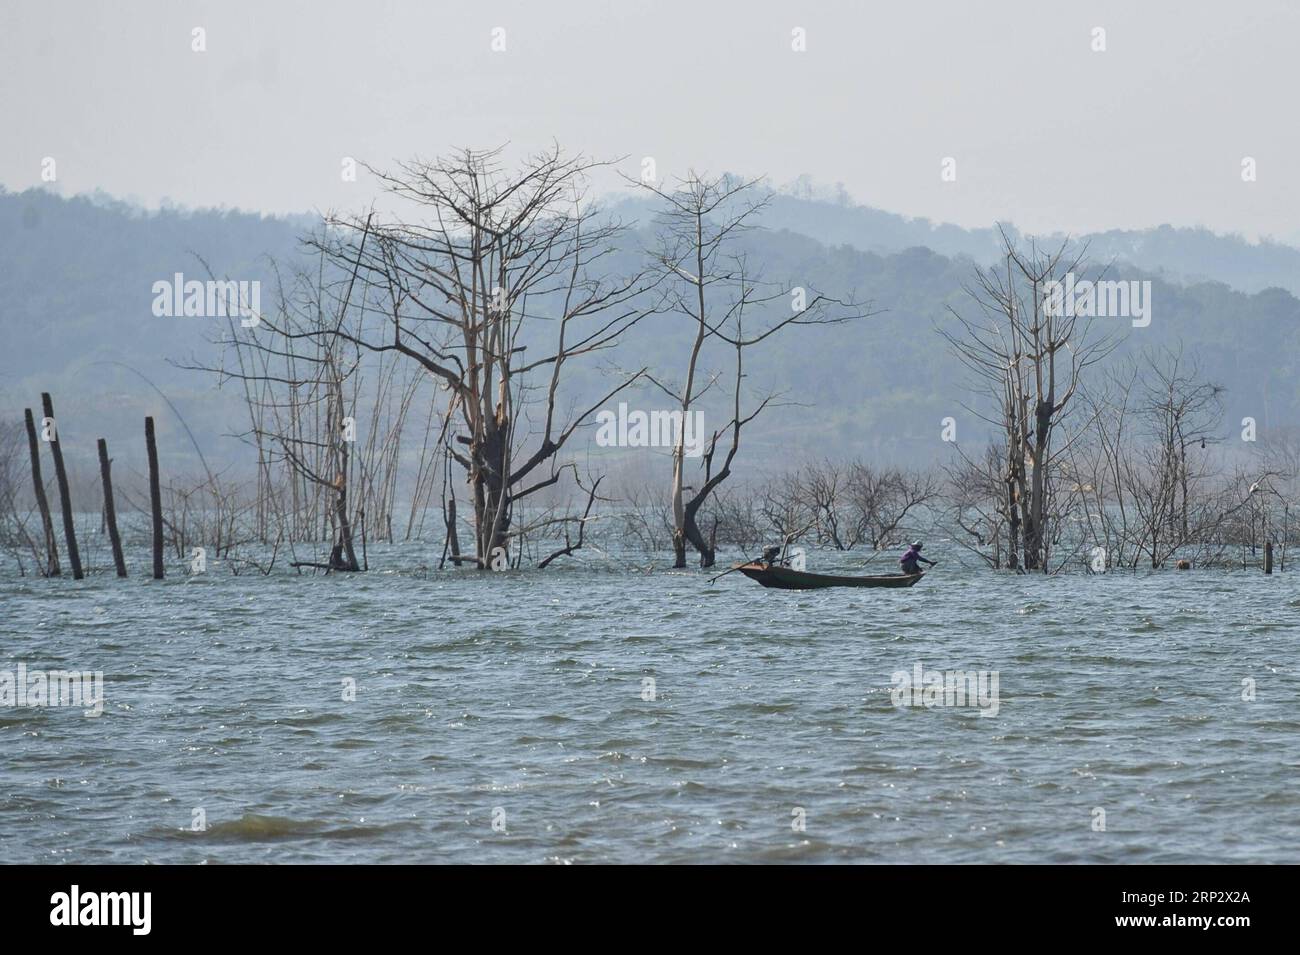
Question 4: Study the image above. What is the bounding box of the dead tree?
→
[289,145,658,569]
[190,238,395,571]
[941,228,1113,572]
[538,474,603,568]
[843,462,940,550]
[1065,349,1240,569]
[1137,346,1224,549]
[939,444,1011,568]
[632,172,870,567]
[0,420,38,575]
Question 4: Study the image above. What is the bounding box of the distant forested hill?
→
[0,188,303,484]
[611,188,1300,295]
[3,185,1298,488]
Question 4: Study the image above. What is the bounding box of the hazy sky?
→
[3,0,1297,238]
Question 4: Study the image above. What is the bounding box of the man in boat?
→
[899,541,935,575]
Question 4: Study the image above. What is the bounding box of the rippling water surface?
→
[2,547,1297,864]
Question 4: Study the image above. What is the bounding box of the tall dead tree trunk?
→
[444,496,463,568]
[41,393,82,579]
[146,416,165,579]
[97,438,128,577]
[23,407,60,577]
[329,436,360,571]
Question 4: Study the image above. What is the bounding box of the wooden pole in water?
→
[146,416,165,579]
[445,496,462,567]
[359,507,368,571]
[1264,540,1273,575]
[97,438,128,577]
[23,407,61,576]
[41,393,83,580]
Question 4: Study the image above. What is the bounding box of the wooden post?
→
[359,508,368,571]
[1264,540,1274,575]
[23,408,61,576]
[1282,505,1290,572]
[97,438,128,577]
[146,416,165,579]
[41,393,82,580]
[446,497,463,567]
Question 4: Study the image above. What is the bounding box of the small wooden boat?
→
[732,560,925,590]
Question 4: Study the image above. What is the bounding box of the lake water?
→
[1,546,1297,864]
